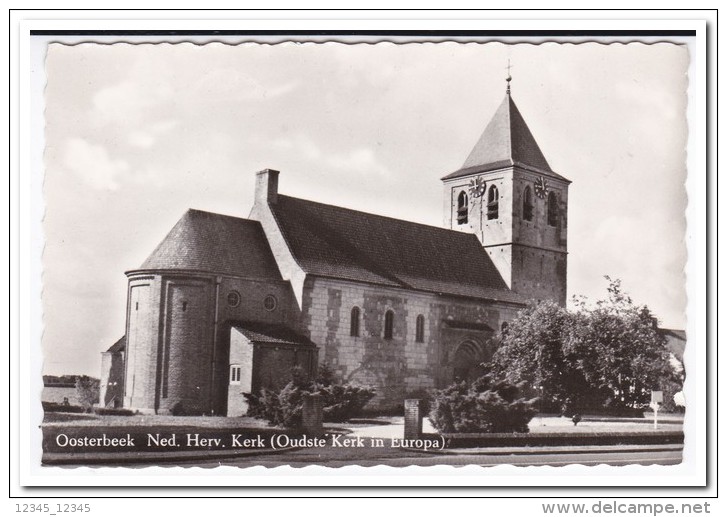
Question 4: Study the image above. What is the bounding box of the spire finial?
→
[506,59,513,95]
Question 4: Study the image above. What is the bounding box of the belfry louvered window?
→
[523,186,534,222]
[457,191,468,225]
[487,185,499,220]
[547,191,558,227]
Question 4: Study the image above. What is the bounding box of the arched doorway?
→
[452,340,484,383]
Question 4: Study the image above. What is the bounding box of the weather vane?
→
[506,59,513,95]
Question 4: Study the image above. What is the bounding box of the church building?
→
[99,84,571,415]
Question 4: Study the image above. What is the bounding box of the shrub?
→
[320,383,376,422]
[245,365,313,428]
[244,364,375,428]
[170,401,205,416]
[429,374,537,434]
[94,407,136,416]
[42,401,85,414]
[75,375,100,413]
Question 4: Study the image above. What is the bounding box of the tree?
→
[75,375,100,412]
[566,278,679,409]
[494,278,681,413]
[493,301,596,413]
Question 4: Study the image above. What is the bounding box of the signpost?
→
[650,390,663,429]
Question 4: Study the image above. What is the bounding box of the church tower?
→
[442,76,570,306]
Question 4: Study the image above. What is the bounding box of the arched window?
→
[350,307,360,337]
[547,191,558,227]
[523,186,534,221]
[487,185,499,220]
[415,314,425,343]
[384,310,394,340]
[457,191,468,225]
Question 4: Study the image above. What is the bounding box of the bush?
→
[320,383,376,422]
[244,364,375,428]
[75,375,100,413]
[170,401,206,416]
[245,366,314,428]
[94,407,136,416]
[429,374,537,434]
[42,401,86,414]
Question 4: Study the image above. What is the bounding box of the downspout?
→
[210,276,221,414]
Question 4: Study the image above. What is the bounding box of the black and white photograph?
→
[23,27,706,488]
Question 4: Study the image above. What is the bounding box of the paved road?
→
[167,442,682,469]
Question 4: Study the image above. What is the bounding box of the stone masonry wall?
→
[302,277,523,409]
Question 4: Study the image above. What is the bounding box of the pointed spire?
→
[441,65,571,182]
[441,91,569,182]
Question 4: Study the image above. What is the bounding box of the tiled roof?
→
[442,94,569,182]
[106,335,125,353]
[231,322,317,347]
[270,195,524,304]
[136,209,283,280]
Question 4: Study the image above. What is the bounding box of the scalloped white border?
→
[13,15,710,496]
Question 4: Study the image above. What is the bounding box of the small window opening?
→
[182,301,188,312]
[350,307,361,337]
[384,310,394,340]
[263,295,277,311]
[229,365,241,384]
[415,315,425,343]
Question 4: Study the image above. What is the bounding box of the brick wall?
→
[123,277,159,412]
[156,278,214,415]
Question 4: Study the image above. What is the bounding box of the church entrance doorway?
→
[452,340,485,383]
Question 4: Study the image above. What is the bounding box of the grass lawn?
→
[526,415,683,434]
[43,412,684,435]
[42,412,271,429]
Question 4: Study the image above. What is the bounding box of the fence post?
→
[404,399,423,439]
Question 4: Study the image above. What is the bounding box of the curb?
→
[404,443,684,456]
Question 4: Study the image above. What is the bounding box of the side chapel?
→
[99,82,571,415]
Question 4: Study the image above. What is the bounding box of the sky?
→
[40,40,690,376]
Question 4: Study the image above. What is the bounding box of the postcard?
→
[25,29,703,486]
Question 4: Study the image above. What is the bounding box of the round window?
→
[263,295,277,312]
[227,291,241,308]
